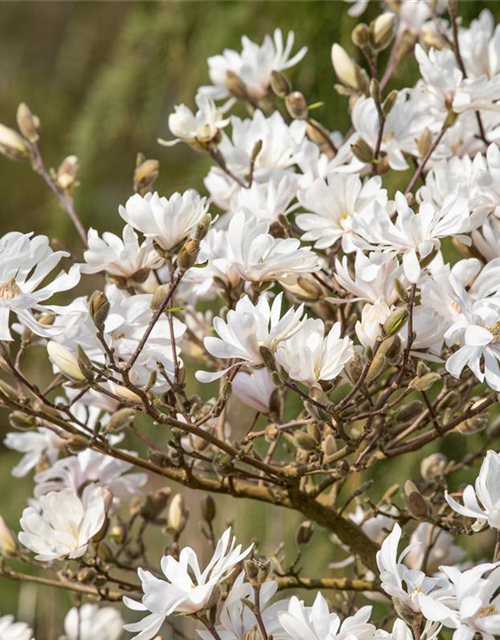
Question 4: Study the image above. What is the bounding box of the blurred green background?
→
[0,1,499,636]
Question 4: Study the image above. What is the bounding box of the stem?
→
[252,586,269,640]
[404,125,447,195]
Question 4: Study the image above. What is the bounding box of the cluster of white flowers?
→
[3,3,500,639]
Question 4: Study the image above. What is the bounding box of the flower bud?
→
[382,307,408,336]
[56,155,79,191]
[177,238,200,272]
[369,78,381,103]
[168,493,188,534]
[133,156,159,195]
[270,70,292,98]
[383,90,398,116]
[331,44,368,91]
[0,515,17,556]
[226,71,248,100]
[417,128,433,159]
[89,291,110,328]
[113,384,143,404]
[0,123,31,162]
[77,345,94,380]
[404,480,430,519]
[195,214,212,241]
[322,433,337,457]
[296,520,314,546]
[351,23,370,49]
[201,495,216,523]
[393,277,409,303]
[370,13,395,51]
[0,379,20,402]
[365,353,387,383]
[294,430,319,452]
[285,91,308,120]
[408,372,441,392]
[16,103,40,143]
[420,453,447,481]
[104,408,136,434]
[259,345,277,372]
[151,284,171,312]
[9,411,36,430]
[351,138,374,163]
[141,487,171,521]
[244,558,271,586]
[66,435,89,454]
[395,400,425,423]
[47,342,85,381]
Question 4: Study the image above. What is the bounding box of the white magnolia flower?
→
[473,216,500,262]
[278,593,375,640]
[230,174,299,224]
[351,93,431,171]
[119,190,209,252]
[296,174,387,251]
[277,318,353,386]
[197,573,290,640]
[415,45,500,116]
[419,562,500,640]
[333,252,402,306]
[353,192,472,283]
[444,277,500,390]
[199,29,307,102]
[33,449,147,505]
[445,450,500,531]
[163,93,229,147]
[458,10,500,80]
[376,523,445,614]
[355,301,391,350]
[19,486,106,561]
[123,528,252,640]
[376,618,441,640]
[0,232,80,340]
[405,523,466,574]
[196,293,305,383]
[232,367,278,414]
[81,225,163,279]
[61,604,123,640]
[0,612,34,640]
[201,211,319,286]
[4,428,66,478]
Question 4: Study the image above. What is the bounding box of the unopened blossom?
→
[277,318,353,386]
[376,523,446,614]
[199,29,307,102]
[162,93,229,147]
[0,515,17,556]
[196,293,305,382]
[0,232,80,340]
[62,605,123,640]
[81,225,163,279]
[296,174,387,251]
[355,301,391,349]
[119,190,209,252]
[353,192,472,283]
[405,523,466,574]
[202,210,319,286]
[419,562,500,640]
[278,593,375,640]
[123,528,252,640]
[0,612,34,640]
[34,449,147,506]
[232,367,278,413]
[47,341,85,381]
[198,573,290,640]
[415,44,500,116]
[445,450,500,531]
[4,427,66,478]
[19,486,106,561]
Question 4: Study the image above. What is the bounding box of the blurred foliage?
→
[0,0,499,632]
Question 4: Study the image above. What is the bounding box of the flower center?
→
[476,604,497,618]
[0,278,22,300]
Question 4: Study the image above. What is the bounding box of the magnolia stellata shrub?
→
[2,1,500,639]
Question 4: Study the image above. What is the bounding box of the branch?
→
[275,576,380,592]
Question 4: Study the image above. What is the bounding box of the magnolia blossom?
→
[230,174,299,223]
[278,593,375,640]
[196,293,305,382]
[232,367,278,413]
[33,449,147,505]
[355,301,391,349]
[198,573,289,640]
[19,486,106,561]
[200,211,319,286]
[406,523,466,574]
[200,29,307,102]
[376,523,445,614]
[445,450,500,531]
[123,528,252,640]
[376,618,441,640]
[353,192,472,283]
[81,225,163,279]
[0,612,34,640]
[458,10,500,80]
[4,427,66,478]
[61,605,123,640]
[0,232,80,340]
[419,563,500,640]
[296,174,387,251]
[277,318,353,386]
[162,93,229,147]
[119,190,209,252]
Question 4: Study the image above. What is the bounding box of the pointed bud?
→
[226,71,247,100]
[351,138,374,163]
[394,277,409,303]
[66,435,89,454]
[395,401,425,423]
[417,128,433,159]
[16,103,40,143]
[259,346,277,372]
[365,353,387,383]
[331,44,368,91]
[0,515,17,556]
[370,13,395,51]
[369,78,381,103]
[294,430,319,452]
[103,408,136,434]
[77,346,94,380]
[151,284,171,312]
[382,307,408,336]
[140,487,171,521]
[285,91,308,120]
[270,70,292,98]
[404,480,430,519]
[9,412,36,430]
[195,214,212,241]
[168,494,188,534]
[47,342,85,381]
[383,90,398,116]
[0,379,19,402]
[420,453,447,481]
[89,291,110,328]
[351,23,370,49]
[408,372,441,392]
[113,385,142,404]
[177,238,200,272]
[56,155,79,191]
[133,157,159,195]
[0,123,31,162]
[201,495,216,523]
[296,520,314,546]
